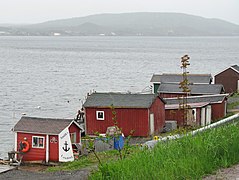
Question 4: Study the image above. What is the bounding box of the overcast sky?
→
[0,0,238,25]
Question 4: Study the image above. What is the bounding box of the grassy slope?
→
[90,120,239,179]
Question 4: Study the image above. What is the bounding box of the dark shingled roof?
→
[231,65,239,73]
[158,83,225,95]
[165,94,228,105]
[13,116,75,134]
[83,93,163,108]
[150,74,212,84]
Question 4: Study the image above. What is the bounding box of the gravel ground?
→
[0,166,93,180]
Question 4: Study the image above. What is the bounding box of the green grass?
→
[90,119,239,179]
[227,93,239,110]
[47,147,140,172]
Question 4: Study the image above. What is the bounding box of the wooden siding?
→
[85,108,149,136]
[215,68,239,93]
[69,123,81,143]
[17,133,46,162]
[149,97,165,134]
[85,97,165,137]
[159,93,207,98]
[211,101,226,121]
[16,123,81,162]
[159,93,187,98]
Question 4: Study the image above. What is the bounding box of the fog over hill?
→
[1,12,239,36]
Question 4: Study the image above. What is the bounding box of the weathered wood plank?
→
[0,165,16,174]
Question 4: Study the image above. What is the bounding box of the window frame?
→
[96,111,105,120]
[70,132,77,143]
[32,136,45,149]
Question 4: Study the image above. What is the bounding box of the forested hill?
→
[1,12,239,36]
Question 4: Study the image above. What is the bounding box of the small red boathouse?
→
[13,116,82,163]
[83,92,166,137]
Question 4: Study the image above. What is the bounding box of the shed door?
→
[49,135,59,162]
[237,80,239,92]
[206,105,212,125]
[150,113,154,135]
[201,108,206,126]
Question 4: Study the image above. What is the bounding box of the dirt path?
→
[0,165,94,180]
[204,164,239,180]
[2,163,239,179]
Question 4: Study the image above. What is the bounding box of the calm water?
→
[0,36,239,158]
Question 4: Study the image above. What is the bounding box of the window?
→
[70,133,76,143]
[32,136,44,148]
[96,111,104,120]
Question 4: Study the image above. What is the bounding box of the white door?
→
[237,80,239,92]
[206,105,212,125]
[149,113,154,135]
[201,108,206,126]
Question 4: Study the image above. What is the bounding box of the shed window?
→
[32,136,44,148]
[96,111,104,120]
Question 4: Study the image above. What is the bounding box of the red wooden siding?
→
[149,97,165,134]
[17,132,46,162]
[215,68,239,93]
[159,93,206,98]
[159,93,184,98]
[86,108,149,136]
[211,101,226,121]
[16,123,81,162]
[69,123,81,143]
[85,97,165,137]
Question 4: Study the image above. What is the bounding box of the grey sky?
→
[1,0,239,25]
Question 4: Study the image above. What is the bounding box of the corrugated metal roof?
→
[13,116,74,134]
[83,92,160,108]
[165,94,228,105]
[150,73,212,84]
[158,83,224,95]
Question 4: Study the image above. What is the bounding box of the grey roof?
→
[150,74,212,84]
[158,83,225,95]
[13,116,77,134]
[83,93,164,108]
[231,65,239,73]
[165,94,228,105]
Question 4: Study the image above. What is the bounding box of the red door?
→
[49,135,59,162]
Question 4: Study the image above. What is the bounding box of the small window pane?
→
[32,136,44,148]
[96,111,104,120]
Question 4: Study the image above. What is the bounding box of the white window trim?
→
[96,111,104,120]
[32,136,45,149]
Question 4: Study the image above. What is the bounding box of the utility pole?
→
[179,55,191,126]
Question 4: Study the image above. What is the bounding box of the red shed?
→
[83,92,166,137]
[164,94,228,126]
[13,116,82,163]
[215,65,239,93]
